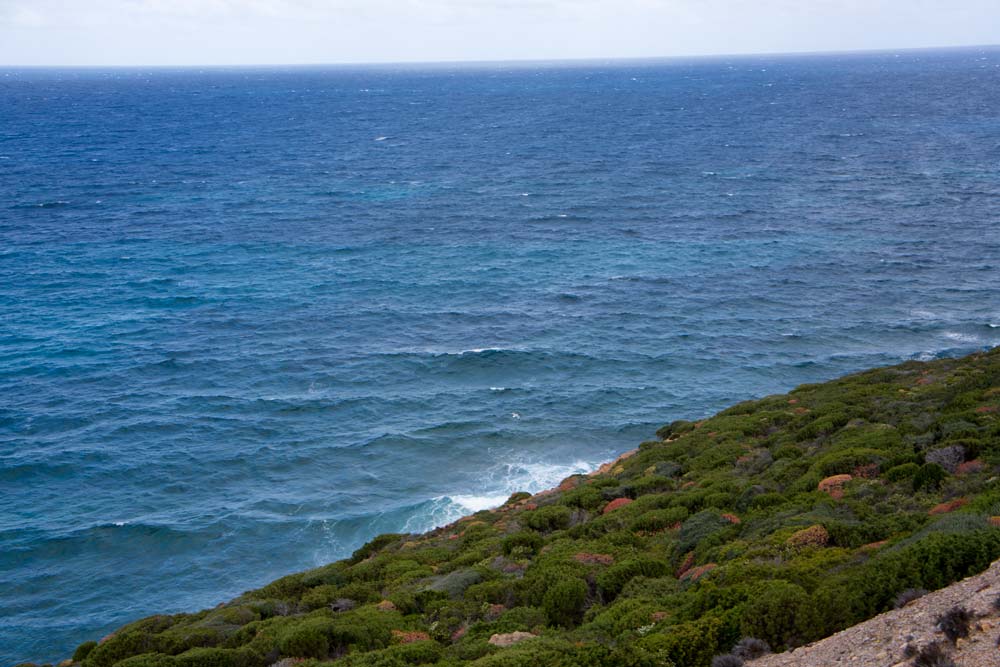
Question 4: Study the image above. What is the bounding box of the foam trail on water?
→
[401,457,600,533]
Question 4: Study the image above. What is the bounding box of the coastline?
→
[46,347,1000,667]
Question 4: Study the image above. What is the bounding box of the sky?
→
[0,0,998,67]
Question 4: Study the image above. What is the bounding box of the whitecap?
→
[448,493,511,513]
[409,457,600,530]
[374,136,389,142]
[942,331,979,343]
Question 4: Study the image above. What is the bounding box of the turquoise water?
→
[2,48,999,662]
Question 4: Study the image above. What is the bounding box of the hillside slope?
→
[753,556,1000,667]
[41,348,1000,667]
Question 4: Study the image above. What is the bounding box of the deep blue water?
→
[3,48,1000,663]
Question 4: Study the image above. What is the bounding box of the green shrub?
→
[505,492,533,505]
[73,641,98,662]
[424,569,483,599]
[279,618,334,658]
[349,534,404,565]
[465,580,515,606]
[629,507,689,533]
[885,463,920,482]
[678,511,732,554]
[173,647,246,667]
[656,420,696,440]
[502,532,543,557]
[913,463,947,492]
[542,578,589,628]
[561,486,604,511]
[113,654,176,667]
[597,558,671,600]
[638,615,724,667]
[525,505,572,532]
[740,581,818,650]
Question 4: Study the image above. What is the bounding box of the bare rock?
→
[488,631,537,647]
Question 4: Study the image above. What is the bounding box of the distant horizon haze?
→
[3,41,1000,70]
[1,0,999,67]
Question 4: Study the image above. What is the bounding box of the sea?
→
[2,47,999,663]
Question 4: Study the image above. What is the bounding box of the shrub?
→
[936,606,972,643]
[914,641,956,667]
[597,558,671,600]
[884,462,920,482]
[542,578,589,628]
[505,492,532,505]
[502,532,543,557]
[562,486,604,511]
[73,641,98,662]
[173,648,245,667]
[731,637,770,660]
[893,588,927,609]
[638,615,724,667]
[740,581,818,650]
[629,507,688,533]
[678,511,731,554]
[525,505,572,532]
[114,654,176,667]
[279,618,333,658]
[656,420,695,440]
[913,464,947,492]
[925,445,965,473]
[424,569,483,599]
[465,580,515,606]
[348,534,404,565]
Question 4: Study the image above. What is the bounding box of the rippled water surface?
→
[2,49,1000,662]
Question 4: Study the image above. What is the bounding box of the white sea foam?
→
[448,493,511,513]
[407,457,601,532]
[942,331,980,344]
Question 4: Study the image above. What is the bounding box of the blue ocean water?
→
[2,48,1000,663]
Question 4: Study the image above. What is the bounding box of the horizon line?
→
[2,41,998,70]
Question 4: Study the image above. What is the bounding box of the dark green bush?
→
[525,505,572,532]
[173,647,246,667]
[73,641,98,662]
[740,581,818,650]
[628,507,688,533]
[279,618,334,658]
[639,615,724,667]
[542,578,589,628]
[113,654,176,667]
[502,532,543,557]
[597,558,670,600]
[349,534,404,565]
[885,462,920,482]
[424,569,483,599]
[913,463,947,492]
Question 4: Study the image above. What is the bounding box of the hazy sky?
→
[1,0,998,66]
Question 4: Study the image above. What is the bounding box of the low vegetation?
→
[34,348,1000,667]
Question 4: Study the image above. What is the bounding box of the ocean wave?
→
[393,456,600,533]
[942,331,981,344]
